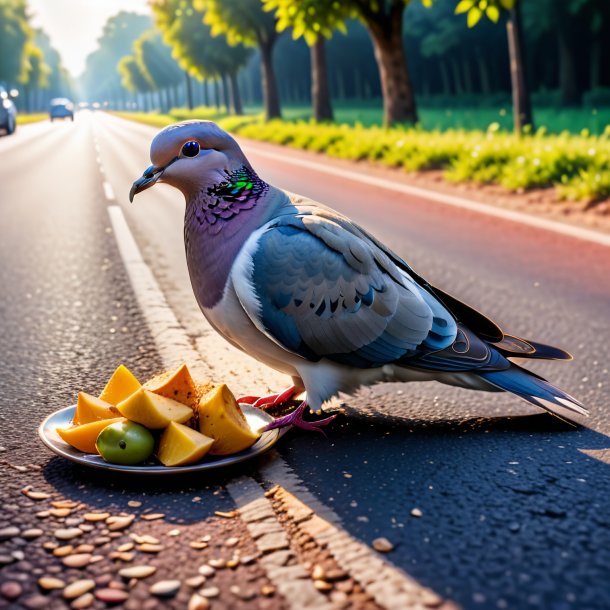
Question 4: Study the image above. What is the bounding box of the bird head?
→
[129,120,251,202]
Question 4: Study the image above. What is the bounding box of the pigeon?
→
[130,120,587,431]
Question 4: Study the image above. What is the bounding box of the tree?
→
[196,0,282,119]
[151,0,251,114]
[263,0,349,121]
[0,0,33,86]
[118,55,154,109]
[134,30,183,111]
[80,12,151,105]
[455,0,533,132]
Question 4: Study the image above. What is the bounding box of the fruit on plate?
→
[73,392,119,425]
[198,384,259,455]
[116,388,192,429]
[99,365,141,406]
[157,422,214,466]
[57,418,125,454]
[96,420,155,465]
[145,363,199,409]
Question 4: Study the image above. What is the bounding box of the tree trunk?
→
[202,80,209,107]
[439,60,451,95]
[365,6,417,125]
[310,39,333,121]
[221,73,231,113]
[463,58,473,94]
[259,36,281,120]
[213,79,221,109]
[476,53,491,95]
[229,71,243,115]
[590,37,600,90]
[185,71,193,110]
[557,28,578,105]
[506,4,533,133]
[450,58,464,95]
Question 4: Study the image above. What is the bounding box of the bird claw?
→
[237,386,299,410]
[262,402,337,435]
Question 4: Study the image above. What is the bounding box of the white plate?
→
[38,405,281,475]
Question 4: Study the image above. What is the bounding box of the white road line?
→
[246,145,610,248]
[106,203,453,609]
[102,181,115,201]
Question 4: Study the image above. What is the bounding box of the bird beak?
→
[129,165,164,202]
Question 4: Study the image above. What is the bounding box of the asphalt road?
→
[1,112,609,610]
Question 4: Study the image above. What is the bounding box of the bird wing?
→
[232,212,457,367]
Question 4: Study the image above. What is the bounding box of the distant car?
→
[50,98,74,121]
[0,85,18,135]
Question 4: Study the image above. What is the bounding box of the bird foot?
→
[262,402,337,434]
[237,385,299,410]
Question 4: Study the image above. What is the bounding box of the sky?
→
[28,0,151,78]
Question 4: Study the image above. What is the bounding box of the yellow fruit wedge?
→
[157,422,214,466]
[99,365,141,406]
[145,364,199,409]
[116,388,193,429]
[197,384,260,455]
[73,392,119,425]
[57,418,125,454]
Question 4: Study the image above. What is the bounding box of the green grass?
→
[112,108,610,204]
[16,113,48,125]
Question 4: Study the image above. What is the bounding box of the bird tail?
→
[478,364,588,423]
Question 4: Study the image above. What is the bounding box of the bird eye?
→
[181,140,200,157]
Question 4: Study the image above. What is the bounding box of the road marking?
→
[106,202,453,609]
[246,145,610,248]
[102,181,115,201]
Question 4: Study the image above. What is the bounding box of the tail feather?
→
[479,364,588,423]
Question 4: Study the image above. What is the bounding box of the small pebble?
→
[63,579,95,599]
[199,535,211,543]
[130,534,159,545]
[55,528,82,541]
[117,543,134,552]
[95,588,129,603]
[240,555,256,565]
[0,526,20,540]
[22,528,44,539]
[71,592,94,609]
[53,545,74,557]
[189,541,208,550]
[141,513,164,521]
[137,543,164,553]
[37,577,65,591]
[22,594,49,609]
[208,558,226,568]
[89,555,104,564]
[25,491,51,500]
[36,511,50,519]
[185,575,205,588]
[188,593,210,610]
[312,565,326,580]
[372,537,394,553]
[106,515,135,531]
[119,566,157,579]
[214,511,237,519]
[50,508,71,517]
[261,585,276,597]
[42,541,58,551]
[199,587,220,598]
[225,537,239,547]
[74,544,95,554]
[1,581,22,600]
[226,558,239,569]
[411,508,423,518]
[110,551,134,562]
[149,580,181,597]
[167,528,181,536]
[12,550,25,561]
[52,501,78,509]
[127,500,142,508]
[62,554,92,568]
[79,524,94,532]
[230,585,256,600]
[198,565,215,577]
[83,513,110,522]
[314,580,333,592]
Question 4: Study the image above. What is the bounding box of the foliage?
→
[151,0,251,80]
[134,30,183,91]
[15,112,47,125]
[263,0,352,45]
[118,55,153,94]
[116,108,610,204]
[196,0,277,47]
[80,12,151,101]
[454,0,515,27]
[0,0,31,84]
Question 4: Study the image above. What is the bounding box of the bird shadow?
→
[271,408,610,609]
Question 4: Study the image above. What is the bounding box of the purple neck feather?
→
[184,166,271,309]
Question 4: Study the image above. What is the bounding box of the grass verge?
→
[112,109,610,205]
[16,113,48,126]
